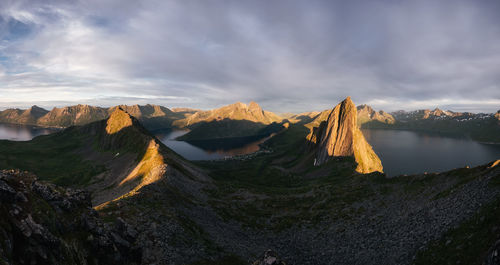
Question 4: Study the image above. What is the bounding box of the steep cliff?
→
[307,97,383,174]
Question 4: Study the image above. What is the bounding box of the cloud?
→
[0,0,499,113]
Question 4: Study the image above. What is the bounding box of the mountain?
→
[174,101,282,128]
[389,108,500,143]
[174,101,285,140]
[391,108,463,121]
[356,104,395,125]
[112,104,185,130]
[287,111,321,124]
[36,104,109,127]
[0,105,49,125]
[307,97,383,173]
[171,107,201,117]
[0,107,203,205]
[0,104,184,131]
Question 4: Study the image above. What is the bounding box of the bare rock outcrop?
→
[307,97,383,174]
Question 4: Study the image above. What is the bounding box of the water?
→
[362,129,500,176]
[0,123,59,141]
[154,129,272,160]
[0,123,498,175]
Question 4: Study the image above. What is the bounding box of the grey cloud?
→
[0,0,499,113]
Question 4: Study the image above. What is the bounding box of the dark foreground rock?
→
[252,250,287,265]
[0,169,140,265]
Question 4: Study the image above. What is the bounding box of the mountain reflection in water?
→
[154,129,273,160]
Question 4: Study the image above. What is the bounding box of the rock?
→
[253,249,286,265]
[15,191,28,202]
[0,169,141,265]
[0,180,16,202]
[307,97,383,173]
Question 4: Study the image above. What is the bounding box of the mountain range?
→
[1,101,499,143]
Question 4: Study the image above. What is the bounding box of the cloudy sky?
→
[0,0,499,113]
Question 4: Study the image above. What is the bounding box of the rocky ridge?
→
[307,97,383,173]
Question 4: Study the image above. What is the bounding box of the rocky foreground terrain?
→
[0,169,140,264]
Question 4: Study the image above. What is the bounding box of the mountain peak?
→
[248,101,261,110]
[106,107,134,134]
[307,97,383,174]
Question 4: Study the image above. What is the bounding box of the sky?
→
[0,0,499,113]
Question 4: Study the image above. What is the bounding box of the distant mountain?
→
[391,108,464,121]
[175,101,285,140]
[171,107,201,118]
[388,108,500,143]
[0,104,183,131]
[173,101,282,128]
[357,104,395,125]
[287,111,321,124]
[307,97,383,173]
[0,105,48,125]
[37,104,109,127]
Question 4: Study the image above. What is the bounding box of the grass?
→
[195,123,380,231]
[0,131,106,186]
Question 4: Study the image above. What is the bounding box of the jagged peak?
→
[229,101,247,109]
[248,101,262,110]
[357,104,374,112]
[308,97,383,174]
[106,107,134,134]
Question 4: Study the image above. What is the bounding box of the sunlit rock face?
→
[308,97,383,174]
[106,107,134,134]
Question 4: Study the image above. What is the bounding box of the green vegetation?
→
[0,131,105,186]
[195,124,380,230]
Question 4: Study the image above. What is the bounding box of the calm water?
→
[0,123,498,175]
[362,129,500,176]
[0,123,59,141]
[154,129,272,160]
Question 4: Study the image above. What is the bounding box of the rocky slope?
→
[0,169,140,264]
[306,97,383,174]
